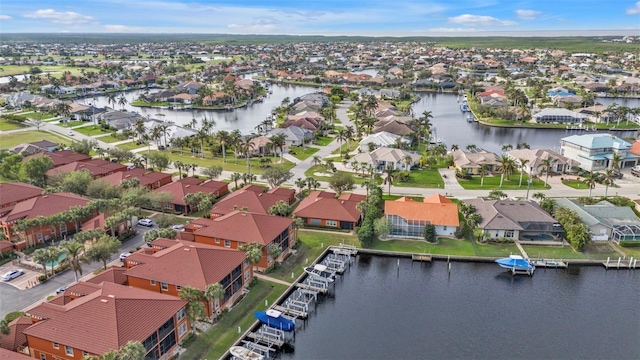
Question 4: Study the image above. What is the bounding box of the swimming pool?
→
[522,233,555,241]
[45,253,67,267]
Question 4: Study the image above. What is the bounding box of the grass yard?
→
[13,112,53,120]
[562,180,589,190]
[474,242,521,257]
[158,150,295,174]
[582,242,622,260]
[0,119,26,131]
[615,243,640,258]
[98,135,128,143]
[116,141,146,151]
[331,141,359,155]
[61,120,88,127]
[313,136,334,146]
[522,245,587,260]
[74,126,112,136]
[457,174,548,190]
[382,195,424,202]
[288,146,319,161]
[394,168,444,189]
[0,130,71,149]
[0,65,103,77]
[303,165,380,185]
[181,280,288,360]
[0,176,12,183]
[371,237,476,256]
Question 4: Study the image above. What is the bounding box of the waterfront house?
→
[358,131,410,152]
[0,193,93,249]
[385,195,459,238]
[372,119,414,136]
[0,182,43,210]
[560,134,638,171]
[267,126,313,147]
[154,177,229,215]
[451,149,499,175]
[293,191,365,230]
[188,211,294,271]
[209,185,292,218]
[100,168,173,189]
[463,198,562,241]
[353,147,421,171]
[124,239,251,317]
[555,198,640,242]
[532,108,587,124]
[23,282,188,360]
[506,149,577,175]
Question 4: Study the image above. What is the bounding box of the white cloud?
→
[448,14,516,27]
[103,24,141,32]
[515,9,541,20]
[0,15,12,20]
[627,1,640,15]
[24,9,93,25]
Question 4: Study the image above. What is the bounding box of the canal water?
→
[280,256,639,360]
[83,86,638,154]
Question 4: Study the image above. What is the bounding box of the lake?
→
[280,256,639,360]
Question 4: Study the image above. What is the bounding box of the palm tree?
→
[269,133,287,163]
[382,166,397,195]
[479,164,488,188]
[107,93,117,109]
[204,283,225,320]
[601,169,616,198]
[31,248,49,277]
[295,177,306,192]
[174,161,185,179]
[240,242,264,271]
[610,153,622,172]
[216,130,230,163]
[230,172,242,190]
[312,155,323,167]
[335,128,347,153]
[240,137,256,176]
[582,171,600,198]
[117,93,128,110]
[537,156,555,188]
[450,144,459,152]
[60,240,85,282]
[45,246,62,278]
[518,158,530,187]
[179,286,205,335]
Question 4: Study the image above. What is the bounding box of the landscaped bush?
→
[396,171,410,182]
[619,240,640,248]
[488,237,515,244]
[4,311,26,323]
[38,275,48,282]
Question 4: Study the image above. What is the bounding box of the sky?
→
[0,0,639,36]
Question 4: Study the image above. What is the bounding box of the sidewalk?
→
[253,273,292,286]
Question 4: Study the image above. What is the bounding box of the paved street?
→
[0,224,152,316]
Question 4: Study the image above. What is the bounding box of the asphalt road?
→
[0,225,152,317]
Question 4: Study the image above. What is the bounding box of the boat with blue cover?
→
[254,309,295,332]
[495,255,535,275]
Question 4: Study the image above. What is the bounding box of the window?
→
[53,343,59,349]
[161,282,168,291]
[215,238,220,244]
[65,346,74,356]
[178,322,187,337]
[504,230,514,238]
[177,308,185,321]
[224,240,230,248]
[60,224,67,233]
[443,226,447,231]
[245,270,250,280]
[176,285,181,291]
[164,203,173,209]
[37,233,43,241]
[40,354,47,360]
[310,219,322,226]
[326,220,337,227]
[83,351,89,357]
[150,280,156,286]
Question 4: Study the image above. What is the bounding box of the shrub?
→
[38,275,48,282]
[4,311,26,323]
[619,241,640,248]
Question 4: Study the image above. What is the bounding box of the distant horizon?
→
[0,0,638,35]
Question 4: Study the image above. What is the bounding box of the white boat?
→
[304,264,336,282]
[495,255,535,274]
[230,346,264,360]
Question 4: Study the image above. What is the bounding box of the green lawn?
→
[582,242,622,260]
[0,176,12,183]
[116,141,146,151]
[98,135,128,143]
[0,130,71,149]
[382,195,424,202]
[288,146,319,161]
[303,165,380,185]
[371,237,477,256]
[331,141,358,155]
[616,243,640,258]
[158,150,295,175]
[457,174,548,190]
[474,242,521,257]
[522,245,587,259]
[562,180,589,190]
[313,136,334,146]
[13,112,54,121]
[0,119,26,131]
[181,280,288,360]
[0,64,103,77]
[60,120,88,127]
[74,126,112,136]
[394,168,444,189]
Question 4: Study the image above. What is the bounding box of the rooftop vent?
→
[100,299,108,303]
[108,294,115,298]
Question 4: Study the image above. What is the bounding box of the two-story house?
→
[560,134,638,171]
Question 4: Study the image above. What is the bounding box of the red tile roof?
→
[24,282,187,356]
[294,191,365,223]
[385,195,459,226]
[0,193,90,224]
[210,187,289,217]
[100,168,172,188]
[0,348,32,359]
[46,159,126,178]
[0,182,43,208]
[124,240,246,290]
[195,211,292,246]
[154,178,228,206]
[85,267,128,285]
[630,140,640,156]
[0,316,31,351]
[23,150,91,168]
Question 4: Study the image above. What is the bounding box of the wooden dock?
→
[272,305,308,319]
[331,244,358,256]
[296,282,328,294]
[531,259,568,268]
[412,254,432,262]
[603,257,637,270]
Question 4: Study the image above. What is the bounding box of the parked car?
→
[56,286,68,294]
[119,252,131,261]
[631,167,640,177]
[172,224,185,231]
[2,269,25,281]
[67,130,74,136]
[612,171,623,179]
[137,218,154,227]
